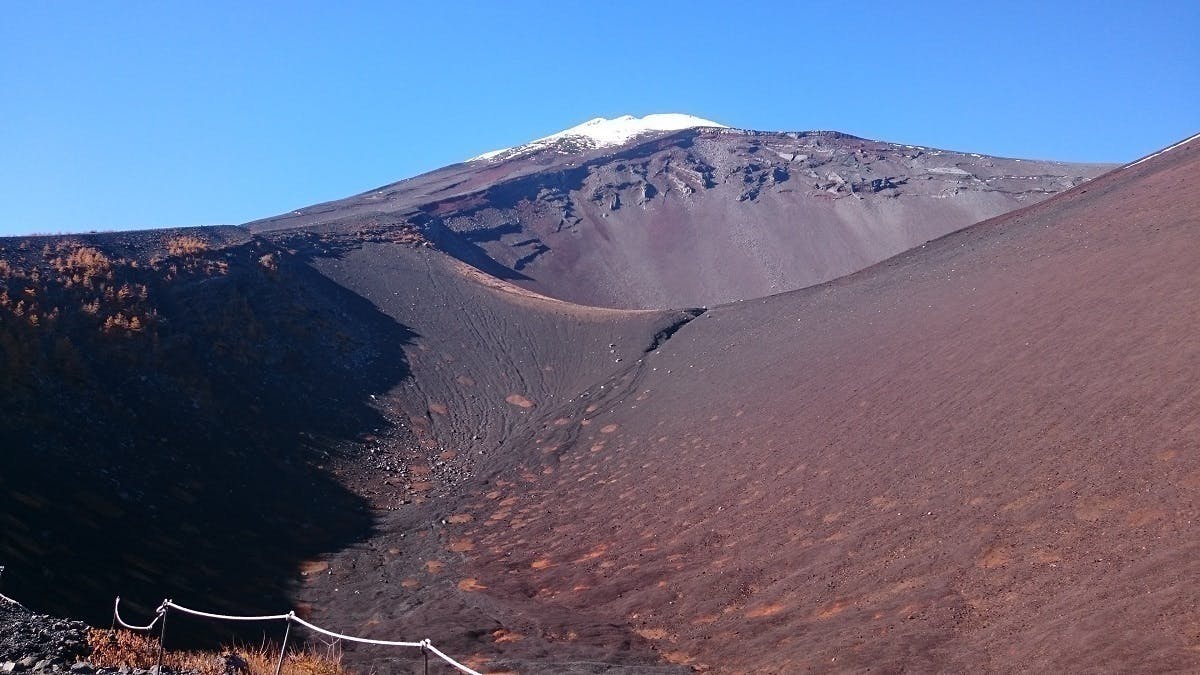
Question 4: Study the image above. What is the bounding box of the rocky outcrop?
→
[0,600,89,672]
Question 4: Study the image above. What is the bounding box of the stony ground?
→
[0,600,198,675]
[0,598,89,673]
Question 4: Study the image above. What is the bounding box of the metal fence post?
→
[156,601,169,673]
[274,615,292,675]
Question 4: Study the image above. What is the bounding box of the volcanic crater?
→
[4,119,1197,674]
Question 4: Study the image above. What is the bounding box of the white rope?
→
[1126,131,1200,168]
[422,639,485,675]
[164,601,290,623]
[288,613,423,648]
[113,596,163,631]
[112,597,485,674]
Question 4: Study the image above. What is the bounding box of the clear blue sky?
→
[1,1,1196,235]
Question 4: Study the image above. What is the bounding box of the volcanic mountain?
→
[4,118,1195,673]
[250,115,1111,309]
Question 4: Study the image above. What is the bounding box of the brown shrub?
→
[166,235,210,257]
[56,246,112,278]
[87,629,349,675]
[87,630,220,674]
[102,313,145,333]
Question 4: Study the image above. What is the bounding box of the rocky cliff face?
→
[251,127,1113,309]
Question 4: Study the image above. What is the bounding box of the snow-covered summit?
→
[469,113,728,162]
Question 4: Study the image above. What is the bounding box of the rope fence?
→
[112,597,165,631]
[0,566,20,607]
[112,596,483,675]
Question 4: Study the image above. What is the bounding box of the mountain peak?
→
[469,113,728,162]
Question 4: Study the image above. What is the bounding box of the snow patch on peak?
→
[469,113,727,162]
[470,147,511,161]
[547,114,728,148]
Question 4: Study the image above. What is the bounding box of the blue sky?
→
[1,1,1196,235]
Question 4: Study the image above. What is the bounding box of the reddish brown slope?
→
[442,136,1200,672]
[260,238,700,673]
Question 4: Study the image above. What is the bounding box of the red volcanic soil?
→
[275,242,702,673]
[374,139,1200,672]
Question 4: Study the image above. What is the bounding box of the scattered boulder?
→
[870,177,899,192]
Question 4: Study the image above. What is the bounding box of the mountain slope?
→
[0,123,1169,674]
[429,134,1200,671]
[0,226,697,671]
[250,119,1112,309]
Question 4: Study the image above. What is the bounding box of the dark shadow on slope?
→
[0,233,414,644]
[512,243,551,271]
[414,214,533,282]
[457,222,524,244]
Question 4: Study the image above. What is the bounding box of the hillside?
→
[409,134,1200,671]
[0,225,697,670]
[5,124,1191,673]
[0,229,394,635]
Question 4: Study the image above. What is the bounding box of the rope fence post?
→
[156,599,170,674]
[274,613,293,675]
[422,639,429,675]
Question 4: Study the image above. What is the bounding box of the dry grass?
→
[87,629,349,675]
